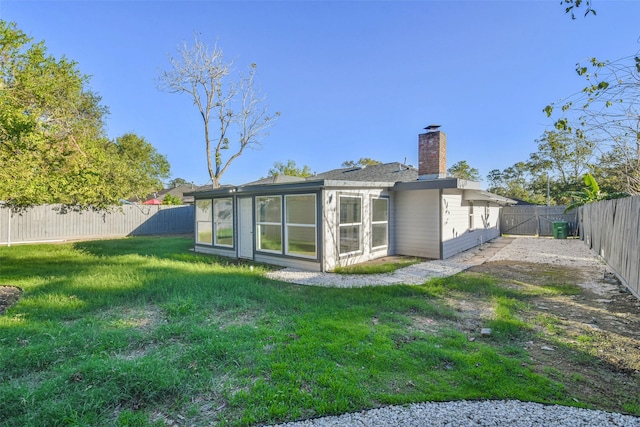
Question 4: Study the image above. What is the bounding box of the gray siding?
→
[193,245,237,258]
[442,227,501,259]
[441,193,501,259]
[392,189,440,258]
[1,204,194,245]
[254,254,322,272]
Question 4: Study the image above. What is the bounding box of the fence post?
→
[7,206,11,247]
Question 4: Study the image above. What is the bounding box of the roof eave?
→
[392,177,481,191]
[463,190,517,205]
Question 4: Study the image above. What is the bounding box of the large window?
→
[339,195,362,255]
[285,194,316,258]
[195,200,212,244]
[256,196,282,253]
[213,198,234,247]
[371,197,388,249]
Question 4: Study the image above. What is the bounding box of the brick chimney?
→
[418,125,447,180]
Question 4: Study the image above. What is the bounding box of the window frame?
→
[195,199,213,245]
[338,194,363,256]
[213,197,234,248]
[255,195,283,254]
[284,194,317,259]
[370,196,389,250]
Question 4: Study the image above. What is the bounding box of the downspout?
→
[7,205,11,247]
[318,189,324,272]
[438,189,443,259]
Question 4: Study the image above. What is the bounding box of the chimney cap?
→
[424,124,441,132]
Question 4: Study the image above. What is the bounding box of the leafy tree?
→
[544,53,640,195]
[161,194,183,205]
[113,133,170,197]
[267,159,312,177]
[526,129,596,203]
[341,158,382,168]
[167,177,190,188]
[0,21,169,210]
[487,162,545,204]
[561,0,595,19]
[447,160,481,181]
[564,173,628,212]
[158,35,279,188]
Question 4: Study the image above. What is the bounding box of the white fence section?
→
[0,204,194,245]
[580,196,640,298]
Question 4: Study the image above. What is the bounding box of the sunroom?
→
[189,180,394,272]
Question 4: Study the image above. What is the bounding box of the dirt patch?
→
[467,260,640,413]
[0,285,23,314]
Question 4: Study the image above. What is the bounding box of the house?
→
[187,126,514,272]
[136,183,204,205]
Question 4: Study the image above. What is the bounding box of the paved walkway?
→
[265,237,514,287]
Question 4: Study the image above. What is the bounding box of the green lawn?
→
[0,237,613,426]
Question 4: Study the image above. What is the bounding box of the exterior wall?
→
[193,245,237,258]
[254,253,322,272]
[322,187,391,271]
[441,191,501,259]
[391,189,440,259]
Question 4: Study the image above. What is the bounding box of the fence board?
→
[500,205,578,236]
[0,204,194,245]
[581,196,640,299]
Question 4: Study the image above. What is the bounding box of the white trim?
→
[255,195,283,254]
[371,197,389,250]
[284,193,318,259]
[338,195,363,256]
[213,197,234,248]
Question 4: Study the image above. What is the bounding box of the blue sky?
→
[2,1,639,187]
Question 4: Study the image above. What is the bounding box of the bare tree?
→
[158,36,278,188]
[544,53,640,194]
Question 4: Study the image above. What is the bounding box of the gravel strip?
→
[269,400,640,427]
[265,237,638,426]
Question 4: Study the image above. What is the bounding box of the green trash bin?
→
[553,221,568,239]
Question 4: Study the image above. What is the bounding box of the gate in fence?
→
[500,205,578,236]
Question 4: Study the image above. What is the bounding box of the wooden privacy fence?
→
[0,204,194,246]
[500,205,578,236]
[581,196,640,298]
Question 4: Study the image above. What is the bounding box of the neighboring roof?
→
[463,190,517,206]
[242,175,307,186]
[313,162,418,182]
[142,198,162,205]
[134,183,205,205]
[508,198,537,205]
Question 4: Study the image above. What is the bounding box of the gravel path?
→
[271,400,640,427]
[264,238,503,287]
[266,237,640,427]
